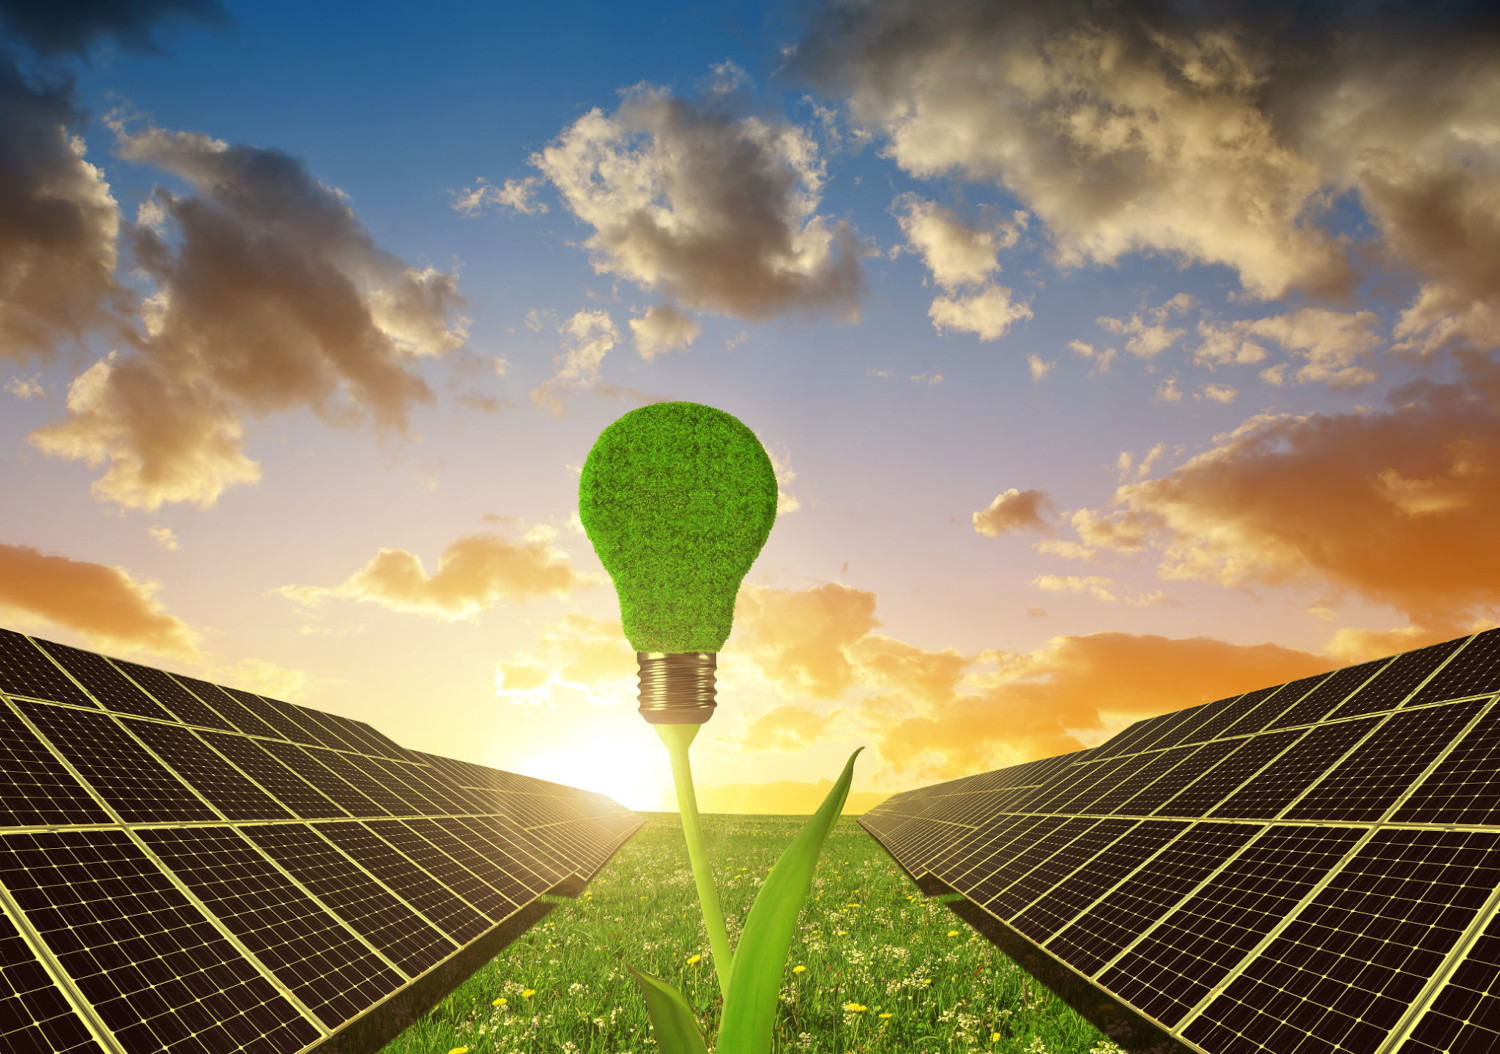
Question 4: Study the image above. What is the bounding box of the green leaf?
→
[625,963,711,1054]
[716,748,863,1054]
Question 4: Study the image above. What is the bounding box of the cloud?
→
[0,0,230,58]
[1096,314,1185,360]
[493,613,636,708]
[25,122,468,509]
[450,176,548,216]
[1033,574,1171,608]
[629,304,701,361]
[871,630,1337,780]
[1193,307,1381,388]
[892,194,1020,289]
[531,81,866,321]
[147,526,179,550]
[1196,382,1237,403]
[5,374,43,399]
[741,703,841,753]
[0,57,123,364]
[273,526,598,621]
[734,582,881,699]
[0,542,198,655]
[530,308,620,415]
[929,285,1033,341]
[972,488,1056,536]
[1066,367,1500,632]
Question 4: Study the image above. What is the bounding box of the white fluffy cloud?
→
[629,304,701,360]
[532,80,865,321]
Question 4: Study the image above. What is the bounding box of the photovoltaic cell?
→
[0,702,112,827]
[0,829,321,1054]
[861,626,1500,1054]
[136,826,407,1028]
[0,627,641,1054]
[31,640,172,721]
[1184,830,1500,1054]
[0,630,95,708]
[15,701,220,824]
[1099,824,1365,1028]
[1325,637,1467,720]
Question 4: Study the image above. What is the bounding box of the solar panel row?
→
[0,627,641,1054]
[861,625,1500,1054]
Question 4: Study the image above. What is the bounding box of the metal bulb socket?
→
[636,652,717,725]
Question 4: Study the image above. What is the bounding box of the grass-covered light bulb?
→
[579,400,779,725]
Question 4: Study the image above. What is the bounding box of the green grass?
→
[381,814,1121,1054]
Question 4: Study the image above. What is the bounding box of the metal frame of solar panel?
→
[861,626,1500,1054]
[0,627,642,1054]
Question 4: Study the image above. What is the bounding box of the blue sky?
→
[2,0,1497,810]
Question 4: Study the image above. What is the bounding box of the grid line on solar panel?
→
[121,718,295,822]
[1116,703,1217,758]
[254,739,389,817]
[356,819,534,921]
[298,746,413,814]
[1082,745,1202,815]
[1392,888,1500,1054]
[1115,738,1245,816]
[136,826,406,1029]
[1178,686,1283,747]
[0,828,322,1054]
[1283,699,1488,823]
[1017,756,1133,813]
[929,815,1042,887]
[313,821,488,944]
[1042,821,1262,978]
[1145,696,1244,752]
[0,630,96,708]
[287,705,371,754]
[0,701,113,828]
[1084,717,1157,760]
[985,818,1136,922]
[1391,698,1500,826]
[1010,820,1189,944]
[1206,715,1383,820]
[968,817,1099,907]
[465,815,570,886]
[170,674,285,740]
[1097,824,1368,1030]
[218,689,320,747]
[1326,637,1468,721]
[240,823,453,977]
[14,701,221,825]
[1180,829,1500,1054]
[1407,626,1500,707]
[1217,671,1331,741]
[0,899,108,1053]
[106,658,237,732]
[1266,655,1391,731]
[955,817,1072,897]
[194,730,350,820]
[31,640,173,722]
[1152,728,1308,819]
[1045,753,1164,815]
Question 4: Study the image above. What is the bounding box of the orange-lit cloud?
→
[274,526,599,620]
[1192,307,1381,389]
[734,582,880,699]
[0,542,198,656]
[973,488,1056,536]
[741,703,841,753]
[26,121,468,510]
[1062,370,1500,632]
[531,73,865,322]
[493,613,635,708]
[870,631,1338,781]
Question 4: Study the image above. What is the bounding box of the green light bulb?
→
[579,400,778,724]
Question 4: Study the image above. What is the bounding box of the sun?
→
[512,734,669,812]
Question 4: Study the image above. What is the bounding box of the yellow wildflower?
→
[879,1013,892,1019]
[992,1033,1001,1043]
[793,965,807,974]
[448,1048,469,1054]
[844,1003,866,1012]
[686,954,701,964]
[492,997,507,1007]
[836,929,847,936]
[947,930,960,937]
[522,988,536,998]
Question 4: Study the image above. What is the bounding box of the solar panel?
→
[0,627,641,1054]
[861,625,1500,1054]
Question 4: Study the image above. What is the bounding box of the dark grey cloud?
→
[0,54,122,362]
[0,0,230,59]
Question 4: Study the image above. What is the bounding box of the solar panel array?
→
[862,626,1500,1054]
[0,627,641,1054]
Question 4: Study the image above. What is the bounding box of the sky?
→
[2,0,1499,814]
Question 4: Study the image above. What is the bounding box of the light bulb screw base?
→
[636,652,717,724]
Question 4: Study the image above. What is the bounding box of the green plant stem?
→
[656,722,734,1000]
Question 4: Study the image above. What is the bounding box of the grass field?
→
[380,813,1121,1054]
